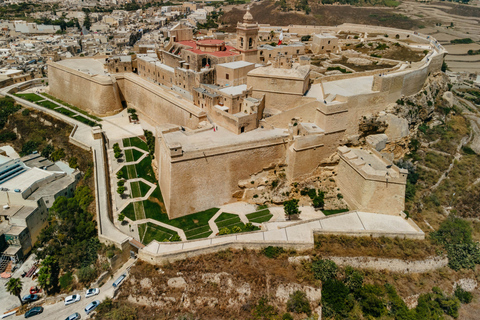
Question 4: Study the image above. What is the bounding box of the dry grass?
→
[311,235,441,260]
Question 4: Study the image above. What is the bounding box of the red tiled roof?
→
[197,39,225,45]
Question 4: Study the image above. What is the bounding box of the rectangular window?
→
[226,74,229,80]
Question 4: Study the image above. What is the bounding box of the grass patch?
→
[56,107,75,117]
[130,181,141,198]
[132,149,144,161]
[123,138,131,147]
[322,209,350,216]
[39,92,102,121]
[141,222,179,244]
[138,223,147,240]
[215,213,242,229]
[246,209,273,223]
[135,156,156,183]
[121,202,136,221]
[125,149,134,163]
[125,164,137,179]
[130,137,148,151]
[15,93,44,102]
[74,115,97,127]
[139,181,151,197]
[36,100,58,110]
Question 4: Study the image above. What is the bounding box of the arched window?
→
[249,37,253,48]
[240,37,244,47]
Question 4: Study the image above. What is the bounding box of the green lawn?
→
[39,92,101,121]
[125,149,134,162]
[140,222,180,244]
[246,209,273,223]
[74,115,97,127]
[215,212,243,229]
[129,137,149,151]
[37,100,58,110]
[125,164,137,179]
[322,209,350,216]
[133,201,146,220]
[130,181,142,198]
[132,149,144,161]
[121,203,136,221]
[15,93,44,102]
[139,181,151,197]
[123,138,131,147]
[57,107,75,117]
[135,156,156,183]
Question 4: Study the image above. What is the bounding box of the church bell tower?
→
[236,6,259,63]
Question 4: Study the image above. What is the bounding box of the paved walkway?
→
[142,211,425,257]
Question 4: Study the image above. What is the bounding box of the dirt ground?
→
[219,1,418,32]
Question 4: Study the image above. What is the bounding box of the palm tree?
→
[5,277,23,306]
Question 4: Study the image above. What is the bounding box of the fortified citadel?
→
[46,8,446,221]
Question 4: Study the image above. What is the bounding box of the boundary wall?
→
[138,211,424,265]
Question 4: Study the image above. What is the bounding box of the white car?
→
[64,294,81,306]
[85,288,99,298]
[85,300,100,315]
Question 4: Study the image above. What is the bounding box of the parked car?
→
[112,274,126,288]
[85,288,99,298]
[22,294,39,303]
[84,300,100,315]
[24,306,43,318]
[64,312,81,320]
[64,294,81,306]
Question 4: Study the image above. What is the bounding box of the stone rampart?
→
[115,73,207,129]
[158,132,289,218]
[48,61,123,116]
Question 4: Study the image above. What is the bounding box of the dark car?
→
[24,306,43,318]
[22,294,39,303]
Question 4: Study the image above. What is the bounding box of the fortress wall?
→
[336,157,405,215]
[48,62,123,116]
[263,99,318,129]
[162,138,288,218]
[116,74,207,129]
[286,131,343,180]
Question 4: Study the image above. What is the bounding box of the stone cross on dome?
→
[243,6,254,22]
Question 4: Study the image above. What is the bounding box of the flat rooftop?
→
[217,61,254,69]
[57,58,108,76]
[163,126,289,153]
[219,84,247,96]
[322,75,374,97]
[1,167,54,192]
[248,64,310,79]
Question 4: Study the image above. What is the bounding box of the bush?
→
[51,148,65,161]
[322,279,353,317]
[0,130,16,142]
[447,242,480,270]
[344,266,363,292]
[22,109,30,116]
[357,284,386,318]
[117,180,125,187]
[252,296,278,319]
[300,35,311,41]
[118,213,125,222]
[286,291,311,316]
[59,272,73,289]
[431,216,472,246]
[21,140,39,156]
[454,286,473,304]
[117,186,125,194]
[68,157,78,169]
[262,246,284,259]
[219,227,231,235]
[282,313,293,320]
[232,225,242,233]
[311,259,338,282]
[106,250,115,259]
[77,266,96,284]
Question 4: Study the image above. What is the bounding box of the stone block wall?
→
[48,61,123,116]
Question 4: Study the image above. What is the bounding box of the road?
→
[9,259,136,320]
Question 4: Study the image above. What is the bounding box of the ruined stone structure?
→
[47,20,447,218]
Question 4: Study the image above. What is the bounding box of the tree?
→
[286,291,311,316]
[21,140,39,156]
[284,199,300,220]
[5,277,23,306]
[41,144,54,159]
[37,255,59,294]
[117,186,125,195]
[116,170,124,179]
[69,157,78,169]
